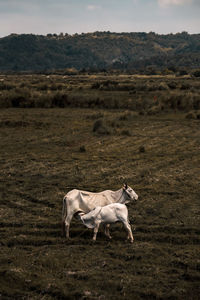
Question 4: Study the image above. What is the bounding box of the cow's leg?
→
[123,221,134,243]
[62,220,66,237]
[65,213,73,238]
[104,224,112,239]
[93,222,100,241]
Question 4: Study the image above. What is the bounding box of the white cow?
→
[79,203,134,242]
[62,184,138,238]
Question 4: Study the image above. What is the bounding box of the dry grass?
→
[0,74,200,113]
[0,76,200,299]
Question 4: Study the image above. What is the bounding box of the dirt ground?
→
[0,106,200,299]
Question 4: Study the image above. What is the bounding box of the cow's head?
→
[123,183,138,202]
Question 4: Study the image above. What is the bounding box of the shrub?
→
[91,82,101,89]
[79,145,86,152]
[186,110,200,120]
[52,92,69,107]
[192,70,200,78]
[86,112,104,120]
[93,119,111,135]
[120,129,131,136]
[139,146,145,153]
[147,105,161,115]
[0,97,12,108]
[93,119,103,132]
[193,95,200,110]
[34,94,53,108]
[168,82,177,90]
[185,111,197,119]
[37,83,49,91]
[139,110,145,115]
[180,83,190,90]
[118,111,133,121]
[49,83,63,91]
[9,89,31,108]
[158,82,169,91]
[179,69,188,76]
[0,82,14,91]
[196,111,200,119]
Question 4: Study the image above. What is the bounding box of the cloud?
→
[158,0,193,7]
[86,5,100,11]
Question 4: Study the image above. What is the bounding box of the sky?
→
[0,0,199,37]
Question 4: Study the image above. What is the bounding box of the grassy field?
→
[0,75,200,299]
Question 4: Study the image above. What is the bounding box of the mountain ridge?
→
[0,31,200,72]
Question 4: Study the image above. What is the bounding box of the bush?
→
[118,111,134,121]
[179,69,188,76]
[139,146,145,153]
[120,129,131,136]
[0,97,12,108]
[197,111,200,119]
[33,94,53,108]
[180,83,190,90]
[93,119,103,131]
[91,82,101,89]
[9,89,31,107]
[52,92,69,107]
[37,83,49,91]
[185,111,197,119]
[158,82,169,91]
[0,82,14,91]
[168,82,177,89]
[147,105,161,115]
[186,110,200,120]
[86,112,104,120]
[93,119,111,135]
[193,95,200,110]
[192,70,200,78]
[79,145,86,152]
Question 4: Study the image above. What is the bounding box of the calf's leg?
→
[104,224,112,239]
[93,222,100,241]
[123,221,134,243]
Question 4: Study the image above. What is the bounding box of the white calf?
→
[62,184,138,238]
[79,203,134,243]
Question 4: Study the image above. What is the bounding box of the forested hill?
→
[0,31,200,72]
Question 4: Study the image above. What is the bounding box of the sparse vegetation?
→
[0,74,200,113]
[0,74,200,299]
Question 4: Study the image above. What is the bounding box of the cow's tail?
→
[62,195,68,236]
[62,196,68,221]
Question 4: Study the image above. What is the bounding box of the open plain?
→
[0,74,200,299]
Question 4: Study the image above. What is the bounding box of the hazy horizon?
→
[1,30,200,38]
[0,0,199,38]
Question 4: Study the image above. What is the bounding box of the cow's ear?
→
[123,183,128,189]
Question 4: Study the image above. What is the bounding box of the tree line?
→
[0,31,200,73]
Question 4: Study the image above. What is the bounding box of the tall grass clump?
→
[162,92,200,111]
[93,119,111,135]
[7,88,32,108]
